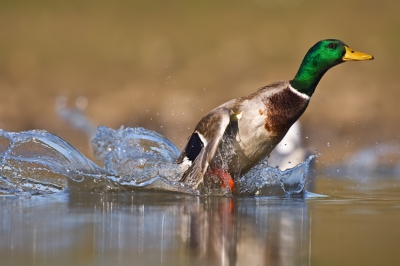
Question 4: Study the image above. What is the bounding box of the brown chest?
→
[262,88,309,134]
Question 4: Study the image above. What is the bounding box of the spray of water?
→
[0,126,317,197]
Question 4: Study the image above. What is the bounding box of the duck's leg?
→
[208,168,234,192]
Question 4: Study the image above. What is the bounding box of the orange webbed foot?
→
[209,168,234,192]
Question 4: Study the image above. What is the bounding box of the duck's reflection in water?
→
[0,192,310,265]
[180,197,309,266]
[67,192,310,265]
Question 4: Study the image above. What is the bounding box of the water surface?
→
[1,176,400,266]
[1,127,400,265]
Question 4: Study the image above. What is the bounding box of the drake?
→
[177,39,373,190]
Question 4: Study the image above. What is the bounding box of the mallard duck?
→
[177,39,373,190]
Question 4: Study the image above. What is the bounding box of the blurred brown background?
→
[0,0,398,168]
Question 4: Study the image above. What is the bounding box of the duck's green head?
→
[290,39,374,97]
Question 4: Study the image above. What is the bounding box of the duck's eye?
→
[328,43,336,49]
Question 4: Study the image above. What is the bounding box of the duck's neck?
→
[289,63,328,97]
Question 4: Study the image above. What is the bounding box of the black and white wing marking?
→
[177,107,233,189]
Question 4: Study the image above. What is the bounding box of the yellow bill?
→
[343,46,374,61]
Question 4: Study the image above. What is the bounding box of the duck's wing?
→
[177,107,238,189]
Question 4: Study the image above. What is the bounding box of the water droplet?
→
[75,96,88,110]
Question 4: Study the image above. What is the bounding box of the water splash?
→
[87,126,197,195]
[0,129,104,195]
[0,126,316,197]
[235,155,315,197]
